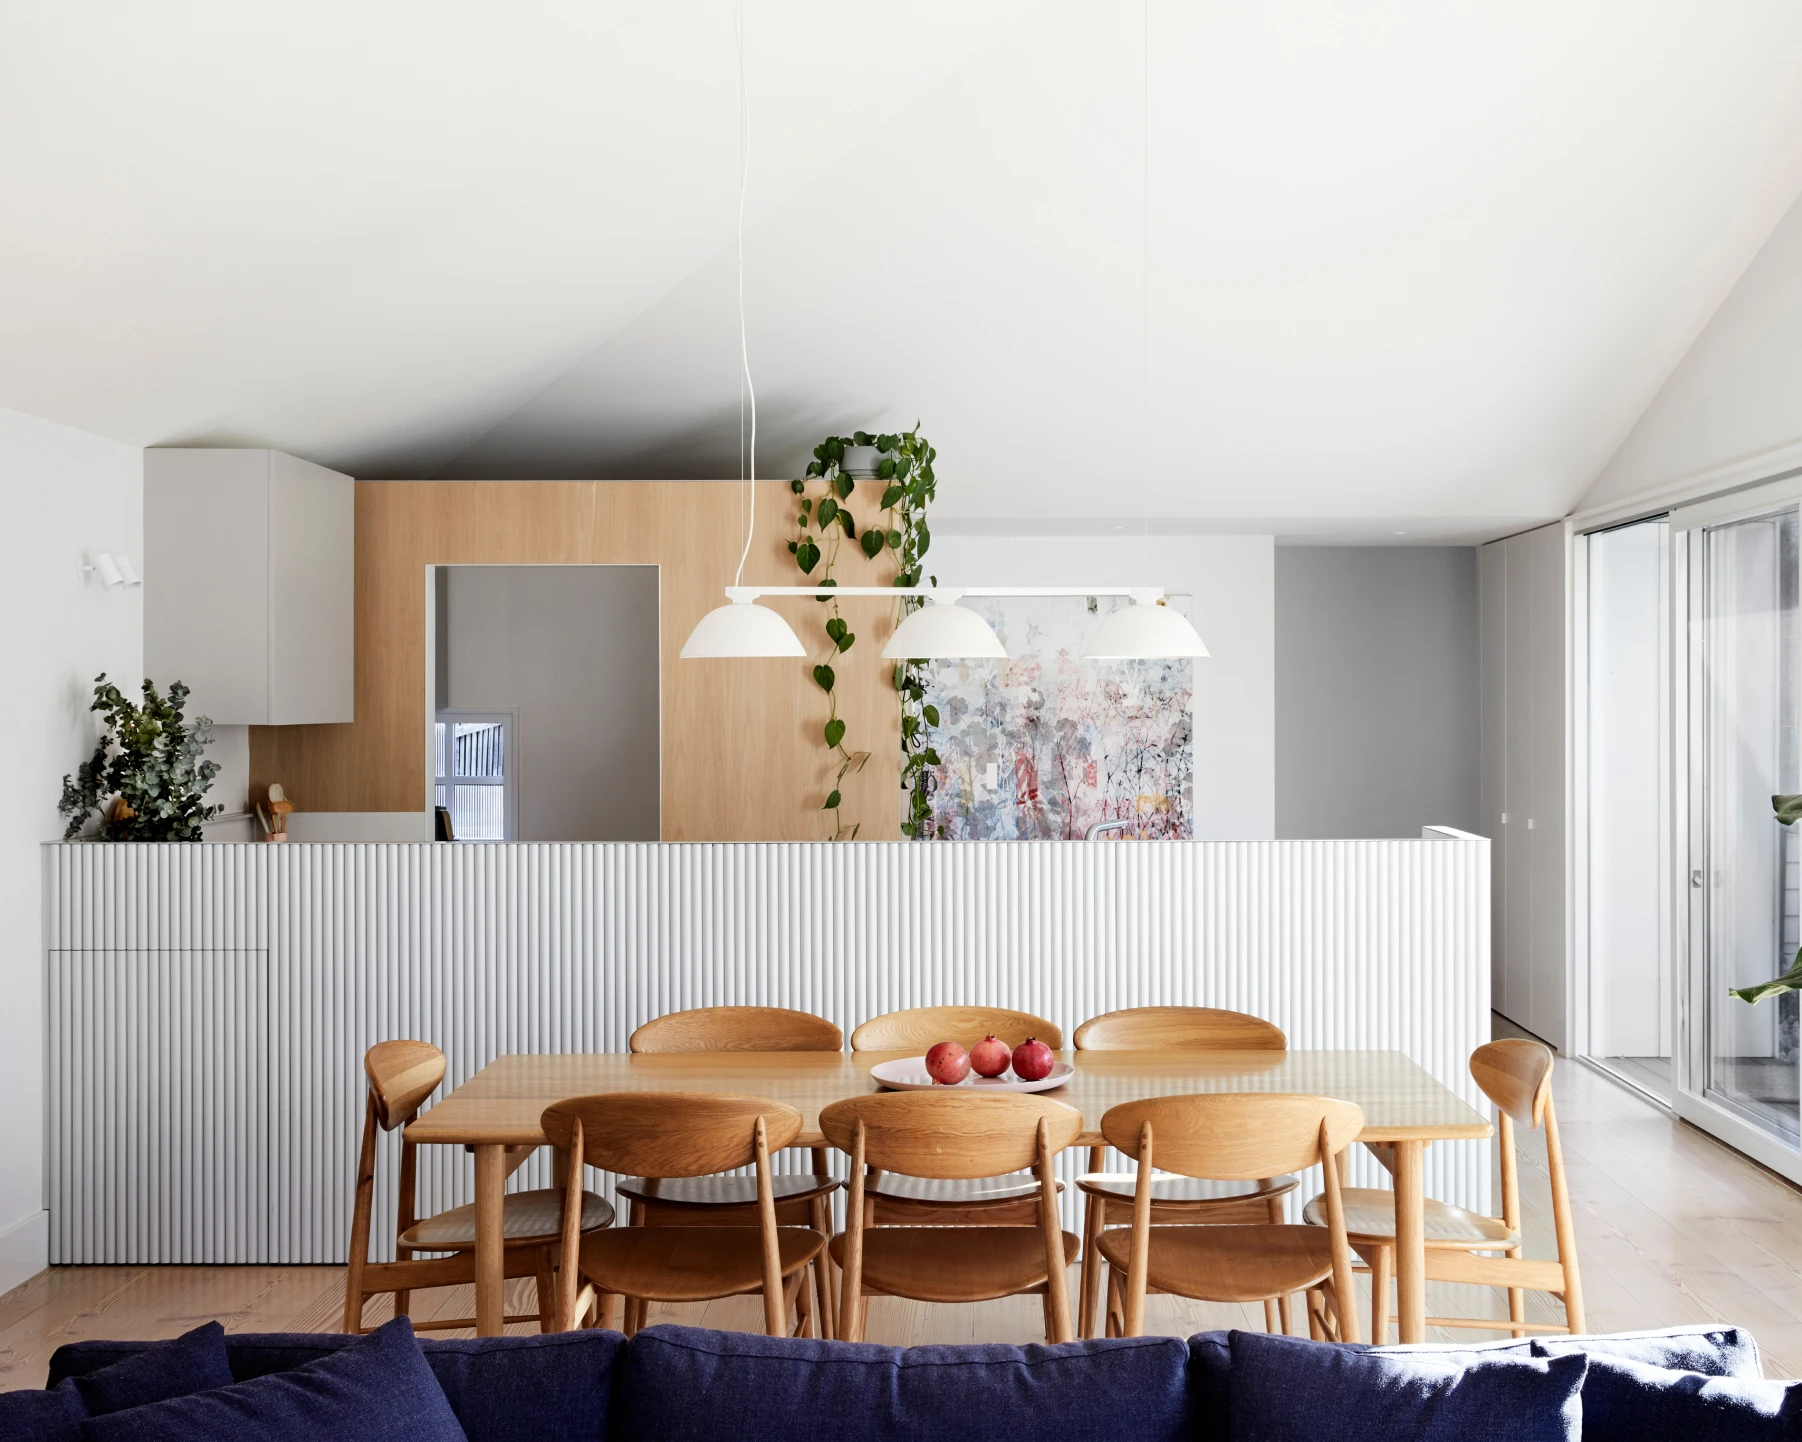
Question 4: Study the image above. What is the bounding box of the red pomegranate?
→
[924,1040,971,1085]
[970,1035,1011,1078]
[1011,1037,1055,1082]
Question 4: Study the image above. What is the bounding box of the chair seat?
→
[579,1226,825,1302]
[830,1226,1081,1303]
[1301,1188,1517,1247]
[859,1172,1061,1206]
[398,1188,614,1250]
[1096,1224,1335,1303]
[616,1173,838,1207]
[1077,1172,1299,1206]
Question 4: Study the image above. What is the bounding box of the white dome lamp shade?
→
[1082,588,1209,660]
[679,587,806,659]
[881,591,1008,660]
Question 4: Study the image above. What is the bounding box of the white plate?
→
[869,1057,1075,1093]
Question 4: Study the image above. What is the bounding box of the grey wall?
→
[439,565,659,841]
[1275,546,1478,839]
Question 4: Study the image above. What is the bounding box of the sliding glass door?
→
[1584,518,1671,1098]
[1675,490,1802,1172]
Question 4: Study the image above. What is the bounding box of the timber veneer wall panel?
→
[250,480,903,840]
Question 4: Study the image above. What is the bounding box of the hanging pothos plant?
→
[788,424,941,839]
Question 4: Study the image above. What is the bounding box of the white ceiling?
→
[5,2,1802,540]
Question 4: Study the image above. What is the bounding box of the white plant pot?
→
[839,445,882,479]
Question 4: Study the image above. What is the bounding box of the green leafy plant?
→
[789,424,940,839]
[58,674,222,842]
[1731,793,1802,1002]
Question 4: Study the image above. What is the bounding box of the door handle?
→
[1691,870,1704,889]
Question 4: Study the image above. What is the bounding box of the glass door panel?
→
[1585,517,1671,1098]
[1692,506,1801,1150]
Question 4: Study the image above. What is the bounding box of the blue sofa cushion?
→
[1532,1325,1762,1378]
[1226,1330,1587,1442]
[76,1317,465,1442]
[1570,1352,1802,1441]
[618,1324,1192,1441]
[48,1326,621,1442]
[0,1386,86,1442]
[0,1321,236,1442]
[70,1321,234,1417]
[1189,1330,1540,1441]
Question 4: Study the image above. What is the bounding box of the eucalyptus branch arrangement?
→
[58,674,222,842]
[789,424,941,838]
[1731,794,1802,1002]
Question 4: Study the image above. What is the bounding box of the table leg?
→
[1392,1140,1426,1344]
[474,1143,506,1336]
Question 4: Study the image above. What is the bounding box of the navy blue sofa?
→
[6,1316,1792,1442]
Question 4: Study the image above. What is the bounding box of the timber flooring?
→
[6,1019,1802,1388]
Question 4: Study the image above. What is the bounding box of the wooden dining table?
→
[404,1048,1492,1343]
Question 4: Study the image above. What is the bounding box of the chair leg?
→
[1506,1243,1528,1339]
[1079,1190,1105,1339]
[1369,1244,1392,1347]
[1105,1269,1124,1338]
[535,1248,556,1333]
[810,1195,837,1339]
[1306,1289,1327,1341]
[1277,1292,1293,1336]
[1263,1298,1279,1333]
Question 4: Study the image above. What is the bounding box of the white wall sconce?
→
[81,552,141,588]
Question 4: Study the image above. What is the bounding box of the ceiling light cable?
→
[734,0,757,588]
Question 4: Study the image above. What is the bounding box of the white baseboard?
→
[0,1209,48,1297]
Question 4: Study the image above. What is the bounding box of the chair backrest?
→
[818,1091,1083,1178]
[1099,1093,1362,1180]
[1470,1039,1553,1129]
[630,1005,843,1054]
[541,1092,803,1178]
[1072,1006,1286,1052]
[365,1040,446,1131]
[849,1005,1063,1052]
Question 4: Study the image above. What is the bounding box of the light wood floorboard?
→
[6,1019,1801,1387]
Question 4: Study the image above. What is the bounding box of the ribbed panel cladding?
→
[45,837,1490,1264]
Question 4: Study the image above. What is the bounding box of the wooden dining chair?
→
[343,1040,614,1334]
[820,1091,1084,1343]
[849,1005,1063,1053]
[620,1006,843,1334]
[542,1092,827,1338]
[1302,1037,1585,1343]
[1096,1093,1364,1342]
[847,1006,1067,1230]
[1071,1007,1297,1337]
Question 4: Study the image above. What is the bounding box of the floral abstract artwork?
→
[917,596,1194,839]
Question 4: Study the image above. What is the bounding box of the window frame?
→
[433,708,519,842]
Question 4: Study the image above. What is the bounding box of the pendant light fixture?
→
[679,0,805,661]
[1083,588,1209,659]
[1080,0,1208,664]
[881,591,1008,660]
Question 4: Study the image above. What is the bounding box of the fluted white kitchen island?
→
[43,830,1489,1264]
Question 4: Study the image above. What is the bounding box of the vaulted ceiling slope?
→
[4,3,1802,539]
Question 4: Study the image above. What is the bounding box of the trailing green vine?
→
[789,424,940,839]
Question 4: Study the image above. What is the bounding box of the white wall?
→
[1274,547,1479,839]
[0,405,141,1293]
[930,534,1275,840]
[1582,189,1802,513]
[440,565,661,842]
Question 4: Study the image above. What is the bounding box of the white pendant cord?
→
[734,0,757,589]
[1141,0,1151,579]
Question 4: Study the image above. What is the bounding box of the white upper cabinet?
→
[144,448,354,725]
